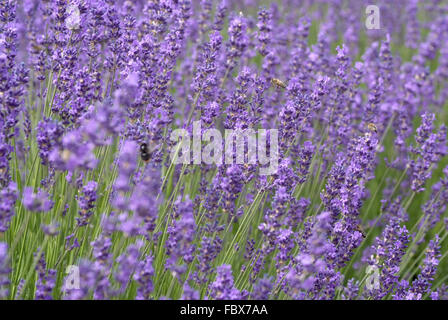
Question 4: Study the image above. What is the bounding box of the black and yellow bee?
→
[31,43,44,52]
[140,143,150,162]
[356,224,367,238]
[367,122,377,133]
[271,78,287,89]
[140,142,158,163]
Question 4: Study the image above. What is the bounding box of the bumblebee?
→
[271,78,287,89]
[140,143,151,162]
[140,140,159,163]
[356,224,366,238]
[31,43,44,52]
[367,122,377,133]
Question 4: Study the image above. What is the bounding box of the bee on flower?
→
[271,78,287,89]
[367,122,378,133]
[140,141,158,163]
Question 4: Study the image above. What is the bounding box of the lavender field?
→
[0,0,448,300]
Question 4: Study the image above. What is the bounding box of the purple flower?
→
[134,254,155,300]
[409,113,447,192]
[297,141,315,183]
[405,0,420,49]
[65,234,80,252]
[2,0,448,302]
[36,118,64,165]
[406,236,441,299]
[366,216,410,299]
[209,265,242,300]
[113,140,138,210]
[76,181,98,227]
[224,13,248,72]
[285,211,341,299]
[80,100,125,147]
[128,165,161,234]
[213,0,227,31]
[90,235,113,300]
[256,7,272,57]
[63,259,100,300]
[35,252,56,300]
[49,130,98,172]
[220,164,245,216]
[41,222,60,237]
[342,279,362,300]
[194,236,223,285]
[0,182,17,232]
[0,243,10,299]
[165,196,196,277]
[181,283,200,300]
[194,31,222,112]
[114,242,142,294]
[251,275,273,300]
[22,187,53,212]
[0,134,13,187]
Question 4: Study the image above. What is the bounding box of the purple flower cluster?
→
[0,243,10,298]
[22,187,53,213]
[35,252,56,300]
[134,254,155,300]
[0,182,17,232]
[76,181,98,227]
[409,113,447,192]
[166,197,196,277]
[1,0,448,301]
[36,118,64,165]
[366,216,410,299]
[404,236,441,300]
[209,265,243,300]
